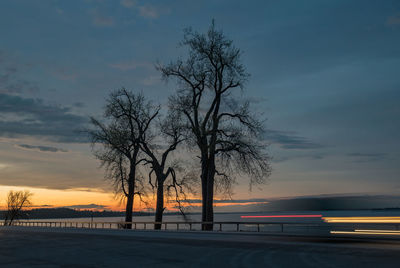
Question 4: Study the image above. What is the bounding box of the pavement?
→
[1,226,400,267]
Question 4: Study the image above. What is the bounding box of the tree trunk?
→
[201,157,209,230]
[203,94,220,231]
[204,158,215,231]
[124,158,137,229]
[154,181,164,230]
[125,194,134,229]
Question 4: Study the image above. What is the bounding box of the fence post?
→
[281,224,284,232]
[237,223,239,232]
[257,224,260,232]
[189,223,192,231]
[219,223,222,231]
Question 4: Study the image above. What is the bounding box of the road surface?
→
[0,226,399,267]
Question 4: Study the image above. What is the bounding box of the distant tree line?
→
[88,21,271,230]
[1,208,142,220]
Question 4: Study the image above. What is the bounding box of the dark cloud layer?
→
[0,57,39,95]
[255,195,400,211]
[168,198,269,204]
[347,153,388,163]
[62,204,107,210]
[17,144,68,153]
[0,93,89,142]
[265,129,322,150]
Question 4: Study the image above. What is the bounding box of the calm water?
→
[22,210,400,232]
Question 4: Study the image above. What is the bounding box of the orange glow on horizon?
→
[0,186,123,211]
[0,185,265,212]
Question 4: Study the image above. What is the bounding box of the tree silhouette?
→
[158,21,271,230]
[88,88,157,229]
[4,190,33,226]
[139,110,187,229]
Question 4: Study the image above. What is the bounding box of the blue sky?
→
[0,0,399,207]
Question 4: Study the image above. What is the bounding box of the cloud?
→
[0,163,9,170]
[55,8,64,15]
[119,1,168,19]
[17,144,68,153]
[141,75,161,86]
[52,68,78,81]
[90,9,114,27]
[347,153,387,163]
[271,154,324,163]
[168,198,269,204]
[245,96,268,104]
[138,5,160,19]
[62,204,107,210]
[0,93,89,142]
[265,129,322,150]
[386,14,400,26]
[120,0,136,8]
[73,102,85,108]
[109,60,152,71]
[0,63,40,95]
[25,204,54,208]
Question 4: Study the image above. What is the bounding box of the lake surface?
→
[22,210,400,232]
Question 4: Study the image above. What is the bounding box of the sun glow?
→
[1,186,259,212]
[0,186,121,211]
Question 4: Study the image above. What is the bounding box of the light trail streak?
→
[355,229,400,233]
[331,230,400,236]
[323,216,400,223]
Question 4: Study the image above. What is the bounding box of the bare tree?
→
[139,110,186,229]
[88,88,158,229]
[158,21,271,230]
[4,190,33,226]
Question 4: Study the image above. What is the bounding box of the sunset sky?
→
[0,0,399,211]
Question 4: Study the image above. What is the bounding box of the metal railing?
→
[1,220,324,233]
[2,220,399,237]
